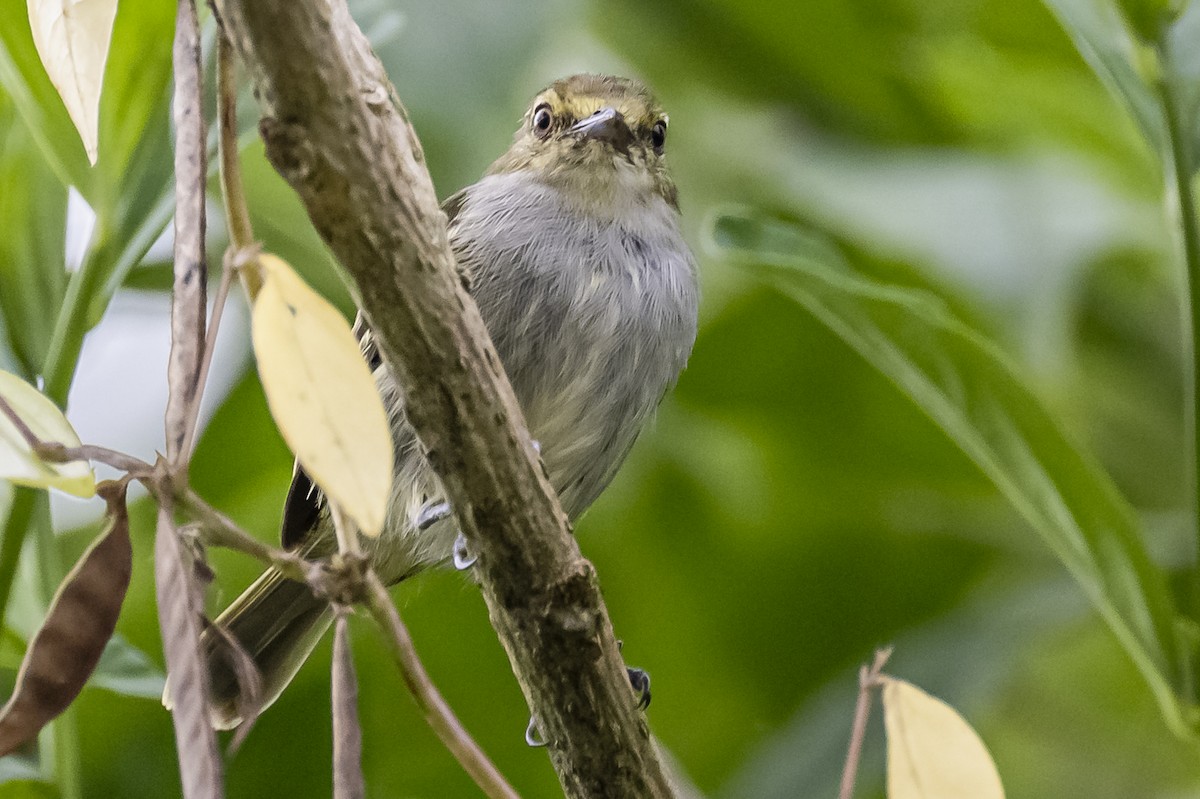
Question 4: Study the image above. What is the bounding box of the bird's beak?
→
[569,107,633,151]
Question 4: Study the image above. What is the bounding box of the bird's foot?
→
[627,666,652,710]
[525,715,547,748]
[452,531,477,570]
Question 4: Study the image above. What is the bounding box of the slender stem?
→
[216,34,263,297]
[0,489,37,632]
[1160,69,1200,628]
[0,394,153,476]
[177,489,307,580]
[838,647,892,799]
[218,35,254,250]
[363,573,519,799]
[181,261,236,460]
[40,243,103,408]
[173,30,254,461]
[0,393,42,445]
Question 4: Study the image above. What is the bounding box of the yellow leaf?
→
[26,0,118,165]
[251,254,393,537]
[882,677,1005,799]
[0,371,95,498]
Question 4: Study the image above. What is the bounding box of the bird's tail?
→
[164,568,333,730]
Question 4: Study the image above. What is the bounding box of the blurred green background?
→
[3,0,1200,796]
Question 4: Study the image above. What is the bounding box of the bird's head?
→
[488,74,678,212]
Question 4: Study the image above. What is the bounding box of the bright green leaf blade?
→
[711,210,1190,735]
[90,633,165,700]
[0,779,56,798]
[0,94,67,379]
[1160,0,1200,155]
[1040,0,1165,153]
[0,370,93,498]
[1117,0,1176,42]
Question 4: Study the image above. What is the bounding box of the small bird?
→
[204,74,700,728]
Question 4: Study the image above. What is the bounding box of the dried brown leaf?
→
[0,481,131,756]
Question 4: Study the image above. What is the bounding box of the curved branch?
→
[209,1,675,796]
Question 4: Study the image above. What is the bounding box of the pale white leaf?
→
[0,370,95,497]
[882,676,1005,799]
[26,0,118,165]
[251,254,393,537]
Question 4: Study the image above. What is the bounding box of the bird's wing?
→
[278,190,469,550]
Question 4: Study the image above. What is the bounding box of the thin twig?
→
[363,572,520,799]
[0,394,42,450]
[181,259,236,461]
[216,33,261,296]
[332,610,365,799]
[2,374,301,583]
[0,394,154,476]
[838,647,893,799]
[176,489,308,581]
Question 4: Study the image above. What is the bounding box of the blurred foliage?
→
[2,0,1200,797]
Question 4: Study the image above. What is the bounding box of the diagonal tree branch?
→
[210,1,675,795]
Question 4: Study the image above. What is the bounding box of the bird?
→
[202,73,700,729]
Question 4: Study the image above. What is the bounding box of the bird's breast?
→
[449,171,698,516]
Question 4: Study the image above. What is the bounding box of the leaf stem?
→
[1158,69,1200,633]
[0,488,38,630]
[838,647,892,799]
[41,239,105,408]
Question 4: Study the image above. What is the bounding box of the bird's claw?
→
[627,666,651,710]
[452,531,477,570]
[524,715,546,748]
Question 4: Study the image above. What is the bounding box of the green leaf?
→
[0,0,175,210]
[1161,0,1200,156]
[0,94,67,378]
[1040,0,1165,153]
[0,2,90,196]
[90,634,164,700]
[1117,0,1177,42]
[712,209,1191,736]
[0,778,56,798]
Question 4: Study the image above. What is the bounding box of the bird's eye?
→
[650,120,667,152]
[532,104,553,138]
